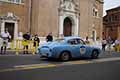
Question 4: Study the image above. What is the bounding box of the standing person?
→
[46,32,53,42]
[102,38,107,51]
[23,32,31,40]
[33,34,40,48]
[85,36,90,44]
[0,28,11,54]
[22,32,31,54]
[107,36,113,51]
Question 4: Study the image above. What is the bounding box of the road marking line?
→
[14,63,51,68]
[93,57,120,63]
[16,64,56,70]
[1,57,120,72]
[56,61,91,66]
[0,64,56,73]
[63,61,92,65]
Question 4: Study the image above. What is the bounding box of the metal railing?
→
[9,39,39,55]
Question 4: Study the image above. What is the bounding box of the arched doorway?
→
[63,17,72,36]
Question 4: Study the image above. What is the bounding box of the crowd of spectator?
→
[0,29,120,54]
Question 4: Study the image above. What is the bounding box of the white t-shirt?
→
[102,40,107,45]
[1,32,11,40]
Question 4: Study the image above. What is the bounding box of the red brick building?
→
[0,0,103,41]
[103,6,120,40]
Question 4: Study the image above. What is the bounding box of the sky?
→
[104,0,120,16]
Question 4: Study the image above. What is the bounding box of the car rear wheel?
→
[60,52,71,61]
[91,50,99,59]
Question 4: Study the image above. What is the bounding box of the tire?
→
[59,52,71,61]
[91,50,99,59]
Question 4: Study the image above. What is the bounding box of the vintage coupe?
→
[38,37,101,61]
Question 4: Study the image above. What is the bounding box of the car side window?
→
[68,39,77,45]
[68,38,85,45]
[76,39,85,45]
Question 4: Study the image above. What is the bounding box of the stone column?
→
[59,15,64,36]
[1,21,5,33]
[74,16,79,36]
[14,21,18,40]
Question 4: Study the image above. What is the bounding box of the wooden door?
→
[63,17,72,36]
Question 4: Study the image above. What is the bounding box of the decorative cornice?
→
[59,0,79,12]
[0,14,19,21]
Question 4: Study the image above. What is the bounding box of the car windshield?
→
[55,38,65,42]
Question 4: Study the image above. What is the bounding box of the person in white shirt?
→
[0,29,11,54]
[102,39,107,51]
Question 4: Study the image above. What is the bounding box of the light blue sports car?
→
[38,37,101,61]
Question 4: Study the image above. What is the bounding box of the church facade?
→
[0,0,103,41]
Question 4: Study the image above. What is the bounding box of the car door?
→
[75,38,88,57]
[67,38,81,58]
